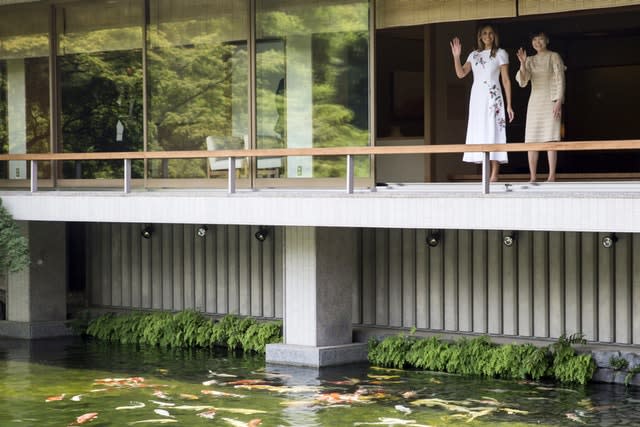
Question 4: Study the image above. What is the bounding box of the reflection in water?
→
[2,337,640,426]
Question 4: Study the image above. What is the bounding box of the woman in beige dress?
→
[516,32,565,182]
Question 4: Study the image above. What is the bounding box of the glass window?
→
[0,3,50,181]
[57,0,144,180]
[256,0,370,179]
[147,0,248,179]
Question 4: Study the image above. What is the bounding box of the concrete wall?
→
[86,223,283,318]
[85,223,640,346]
[357,229,640,345]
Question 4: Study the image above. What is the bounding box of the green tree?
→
[0,199,29,273]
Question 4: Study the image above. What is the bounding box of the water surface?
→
[1,337,638,426]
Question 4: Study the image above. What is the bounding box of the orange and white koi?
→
[201,389,246,398]
[94,377,145,387]
[152,390,170,400]
[46,393,65,402]
[197,409,216,419]
[221,418,262,427]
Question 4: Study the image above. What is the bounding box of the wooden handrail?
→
[1,139,638,195]
[0,139,638,161]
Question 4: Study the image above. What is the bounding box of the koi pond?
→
[1,337,639,426]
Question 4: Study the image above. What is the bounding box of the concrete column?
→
[0,221,70,338]
[266,226,367,367]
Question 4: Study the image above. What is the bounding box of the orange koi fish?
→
[179,393,199,400]
[69,412,98,425]
[46,393,65,402]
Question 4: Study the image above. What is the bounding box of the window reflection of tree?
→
[60,49,143,179]
[147,29,246,179]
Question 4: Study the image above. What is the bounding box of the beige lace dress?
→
[516,51,565,142]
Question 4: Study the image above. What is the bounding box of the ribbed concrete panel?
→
[361,228,376,325]
[357,229,640,346]
[581,233,598,341]
[517,230,533,336]
[444,230,458,331]
[402,229,416,328]
[564,233,580,336]
[487,230,502,335]
[87,223,281,319]
[388,229,402,327]
[634,234,640,345]
[415,229,429,330]
[84,224,640,346]
[472,229,488,334]
[598,233,614,343]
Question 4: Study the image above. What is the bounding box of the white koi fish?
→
[216,407,267,415]
[153,409,174,418]
[394,404,412,414]
[116,401,146,410]
[354,418,431,426]
[208,370,237,378]
[149,400,175,407]
[170,405,214,411]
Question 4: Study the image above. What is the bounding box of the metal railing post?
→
[227,156,236,194]
[124,159,131,193]
[30,160,38,193]
[346,154,354,194]
[481,152,490,194]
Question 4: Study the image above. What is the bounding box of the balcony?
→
[1,140,639,233]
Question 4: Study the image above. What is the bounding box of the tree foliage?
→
[0,199,29,273]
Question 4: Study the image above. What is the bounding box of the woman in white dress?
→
[450,24,514,182]
[516,32,565,182]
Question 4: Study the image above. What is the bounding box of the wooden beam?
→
[0,139,639,162]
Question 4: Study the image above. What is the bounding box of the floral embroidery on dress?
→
[485,81,505,129]
[472,51,487,68]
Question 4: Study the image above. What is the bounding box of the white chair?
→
[206,136,247,176]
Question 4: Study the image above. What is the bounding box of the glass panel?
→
[147,0,248,179]
[256,0,370,179]
[57,0,143,180]
[0,3,50,181]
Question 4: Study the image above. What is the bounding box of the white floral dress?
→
[463,48,509,164]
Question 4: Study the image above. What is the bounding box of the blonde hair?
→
[476,24,499,57]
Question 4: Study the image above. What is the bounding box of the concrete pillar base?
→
[0,321,72,339]
[266,342,368,367]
